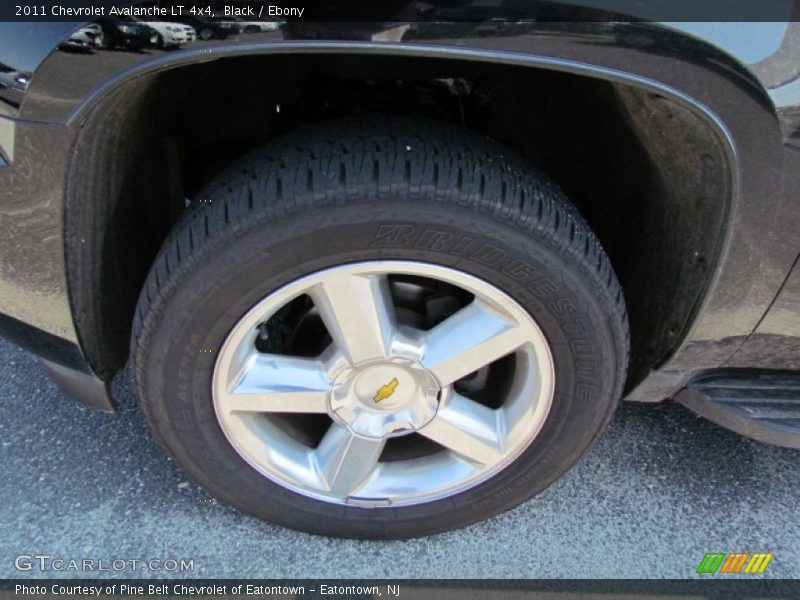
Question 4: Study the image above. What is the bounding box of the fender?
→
[0,16,798,404]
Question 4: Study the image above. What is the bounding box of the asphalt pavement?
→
[1,336,798,579]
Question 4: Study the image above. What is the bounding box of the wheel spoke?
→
[314,424,385,497]
[311,272,396,365]
[422,300,527,385]
[419,393,505,465]
[219,355,331,414]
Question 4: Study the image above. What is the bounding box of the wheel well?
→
[64,53,730,389]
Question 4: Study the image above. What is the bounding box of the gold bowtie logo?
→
[373,377,399,403]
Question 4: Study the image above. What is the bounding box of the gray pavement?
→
[0,337,798,579]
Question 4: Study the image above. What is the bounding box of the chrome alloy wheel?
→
[212,261,555,507]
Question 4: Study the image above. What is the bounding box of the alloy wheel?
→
[212,261,555,507]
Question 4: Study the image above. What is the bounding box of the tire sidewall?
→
[138,201,622,538]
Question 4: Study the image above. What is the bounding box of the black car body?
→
[97,16,158,51]
[58,23,105,53]
[0,1,799,537]
[0,62,29,107]
[168,16,241,40]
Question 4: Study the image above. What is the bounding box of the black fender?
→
[0,15,798,405]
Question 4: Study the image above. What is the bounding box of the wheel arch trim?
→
[64,40,741,378]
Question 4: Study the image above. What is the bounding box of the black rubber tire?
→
[132,117,629,539]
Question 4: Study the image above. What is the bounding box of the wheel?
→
[156,34,165,49]
[198,27,214,40]
[132,118,629,538]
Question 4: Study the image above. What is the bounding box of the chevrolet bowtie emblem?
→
[373,377,399,403]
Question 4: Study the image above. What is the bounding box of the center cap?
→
[329,357,441,438]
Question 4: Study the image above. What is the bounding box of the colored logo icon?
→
[696,552,773,574]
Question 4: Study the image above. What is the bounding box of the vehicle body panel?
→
[0,6,799,405]
[726,255,800,370]
[96,16,159,51]
[0,64,30,106]
[58,23,105,53]
[134,19,195,47]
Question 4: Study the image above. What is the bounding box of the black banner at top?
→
[3,0,800,22]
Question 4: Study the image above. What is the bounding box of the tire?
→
[198,27,214,41]
[132,118,629,539]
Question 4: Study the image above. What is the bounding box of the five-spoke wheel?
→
[213,262,554,506]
